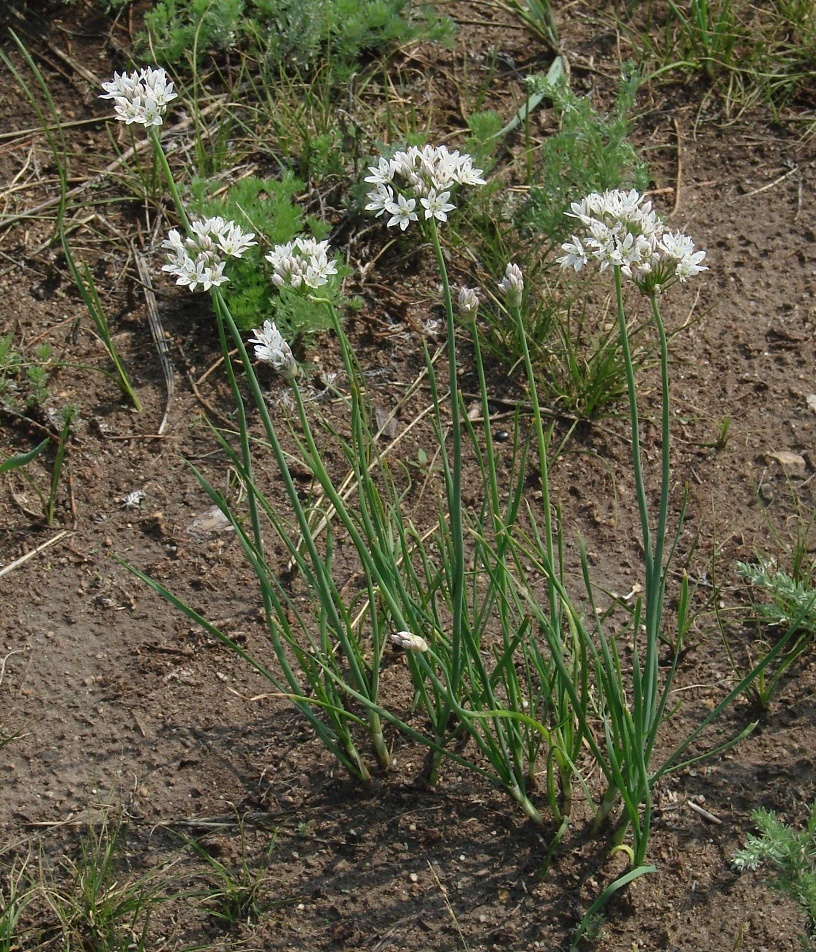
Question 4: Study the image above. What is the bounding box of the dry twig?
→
[0,529,72,578]
[135,249,174,435]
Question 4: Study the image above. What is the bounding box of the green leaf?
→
[0,437,50,474]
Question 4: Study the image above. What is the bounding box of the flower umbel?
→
[161,217,256,293]
[248,320,298,380]
[265,237,338,291]
[364,145,485,231]
[100,67,178,127]
[556,189,707,291]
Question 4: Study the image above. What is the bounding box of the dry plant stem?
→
[295,349,443,551]
[135,249,173,432]
[0,529,72,578]
[0,101,224,233]
[46,409,75,527]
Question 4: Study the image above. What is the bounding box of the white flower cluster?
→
[162,217,257,292]
[100,67,178,127]
[248,320,298,380]
[266,238,338,291]
[365,145,486,230]
[557,189,707,289]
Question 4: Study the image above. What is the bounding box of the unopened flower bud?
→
[391,631,429,652]
[498,263,524,307]
[457,287,479,322]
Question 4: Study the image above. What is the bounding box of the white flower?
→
[659,231,708,281]
[457,287,479,321]
[420,189,456,223]
[265,237,338,291]
[216,221,258,258]
[121,489,146,509]
[365,183,394,217]
[498,263,524,307]
[100,67,177,127]
[161,217,255,293]
[558,235,590,272]
[248,320,298,380]
[557,189,707,291]
[364,157,396,186]
[391,631,429,652]
[364,144,485,230]
[386,193,418,231]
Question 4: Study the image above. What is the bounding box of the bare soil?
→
[1,1,815,950]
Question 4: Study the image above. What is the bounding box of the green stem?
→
[429,222,465,700]
[642,291,672,737]
[614,267,652,580]
[150,127,190,230]
[511,301,558,622]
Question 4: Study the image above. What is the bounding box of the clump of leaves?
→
[189,173,346,336]
[734,801,816,945]
[524,64,649,243]
[141,0,455,80]
[657,0,816,116]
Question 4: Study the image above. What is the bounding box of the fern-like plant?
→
[737,559,816,635]
[140,0,455,79]
[734,802,816,946]
[524,64,649,243]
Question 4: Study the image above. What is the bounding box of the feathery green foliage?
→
[734,802,816,945]
[141,0,455,79]
[524,65,649,243]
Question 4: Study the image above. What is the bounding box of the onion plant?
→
[102,67,801,909]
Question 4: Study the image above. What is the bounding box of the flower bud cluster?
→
[557,189,707,290]
[457,287,480,321]
[162,217,257,293]
[100,67,178,127]
[391,631,430,652]
[248,320,298,380]
[498,263,524,307]
[265,238,338,291]
[365,145,486,230]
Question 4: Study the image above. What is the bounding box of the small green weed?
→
[181,819,276,926]
[496,0,559,51]
[40,812,169,952]
[722,557,816,711]
[540,296,633,420]
[734,801,816,946]
[0,334,56,412]
[737,558,816,636]
[524,64,649,243]
[633,0,816,120]
[0,855,37,952]
[141,0,455,80]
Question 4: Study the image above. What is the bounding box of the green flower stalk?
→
[557,188,707,862]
